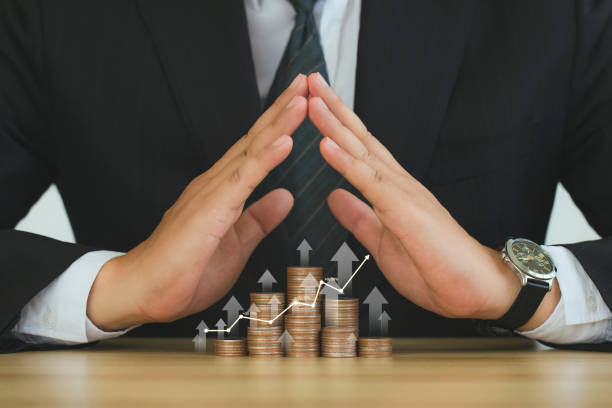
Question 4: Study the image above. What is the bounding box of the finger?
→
[203,96,306,194]
[327,188,384,257]
[207,74,308,177]
[327,188,431,306]
[308,72,407,176]
[244,95,307,158]
[310,97,415,191]
[319,136,402,215]
[250,74,308,136]
[214,134,294,211]
[308,96,370,161]
[235,188,294,255]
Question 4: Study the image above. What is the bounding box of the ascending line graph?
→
[205,255,371,334]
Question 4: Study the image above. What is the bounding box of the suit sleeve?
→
[550,0,612,350]
[0,1,92,352]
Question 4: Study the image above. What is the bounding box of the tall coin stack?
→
[322,297,359,357]
[247,292,285,357]
[285,266,323,357]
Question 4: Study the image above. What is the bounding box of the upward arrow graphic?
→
[196,320,208,336]
[297,239,312,266]
[331,242,359,296]
[222,296,243,336]
[321,278,341,326]
[245,303,260,327]
[299,273,319,303]
[363,286,389,335]
[268,295,282,316]
[215,318,226,340]
[193,334,207,352]
[347,332,358,345]
[278,329,294,353]
[378,311,392,337]
[257,269,277,292]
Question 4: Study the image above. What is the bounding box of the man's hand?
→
[86,75,309,331]
[307,73,560,330]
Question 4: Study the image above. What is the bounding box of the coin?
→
[214,338,247,357]
[285,267,323,358]
[324,298,359,333]
[358,337,392,357]
[249,292,285,327]
[321,327,358,357]
[287,266,323,316]
[247,326,283,357]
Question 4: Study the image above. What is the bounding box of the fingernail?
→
[325,137,339,150]
[273,135,288,147]
[289,74,301,89]
[316,72,328,87]
[286,96,299,109]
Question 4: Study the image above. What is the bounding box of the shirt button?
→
[42,307,57,329]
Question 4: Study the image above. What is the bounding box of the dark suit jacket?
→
[1,0,611,353]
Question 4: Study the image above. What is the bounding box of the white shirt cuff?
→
[12,250,136,345]
[517,245,612,344]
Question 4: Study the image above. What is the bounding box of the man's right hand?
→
[85,75,308,331]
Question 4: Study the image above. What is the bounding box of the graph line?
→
[205,254,370,334]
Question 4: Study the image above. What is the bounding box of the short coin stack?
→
[321,327,358,357]
[358,337,392,357]
[214,338,247,356]
[285,266,323,357]
[322,297,359,357]
[246,292,285,357]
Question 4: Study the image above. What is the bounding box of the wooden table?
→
[1,337,611,407]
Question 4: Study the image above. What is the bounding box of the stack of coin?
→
[324,297,359,334]
[285,314,321,357]
[286,266,323,315]
[249,292,286,327]
[286,266,323,357]
[247,326,283,357]
[358,337,392,357]
[214,338,247,356]
[246,292,285,356]
[321,327,358,357]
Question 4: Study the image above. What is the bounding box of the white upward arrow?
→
[257,269,277,292]
[297,239,312,266]
[378,311,392,337]
[193,334,207,352]
[363,286,388,336]
[331,242,359,296]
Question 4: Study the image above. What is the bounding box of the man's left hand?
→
[307,73,559,330]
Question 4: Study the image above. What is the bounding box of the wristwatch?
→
[487,238,557,331]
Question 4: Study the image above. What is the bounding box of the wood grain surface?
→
[1,337,610,407]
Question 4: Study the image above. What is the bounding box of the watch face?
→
[508,239,555,279]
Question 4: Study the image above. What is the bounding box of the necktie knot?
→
[289,0,317,15]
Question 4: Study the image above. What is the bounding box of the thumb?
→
[234,188,294,255]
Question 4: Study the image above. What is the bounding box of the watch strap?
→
[491,278,550,330]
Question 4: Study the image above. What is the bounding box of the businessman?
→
[1,0,611,353]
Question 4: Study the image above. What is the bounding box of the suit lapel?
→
[135,0,261,167]
[355,0,475,181]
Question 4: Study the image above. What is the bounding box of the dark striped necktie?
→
[265,0,347,268]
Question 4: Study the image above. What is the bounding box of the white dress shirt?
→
[13,0,612,346]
